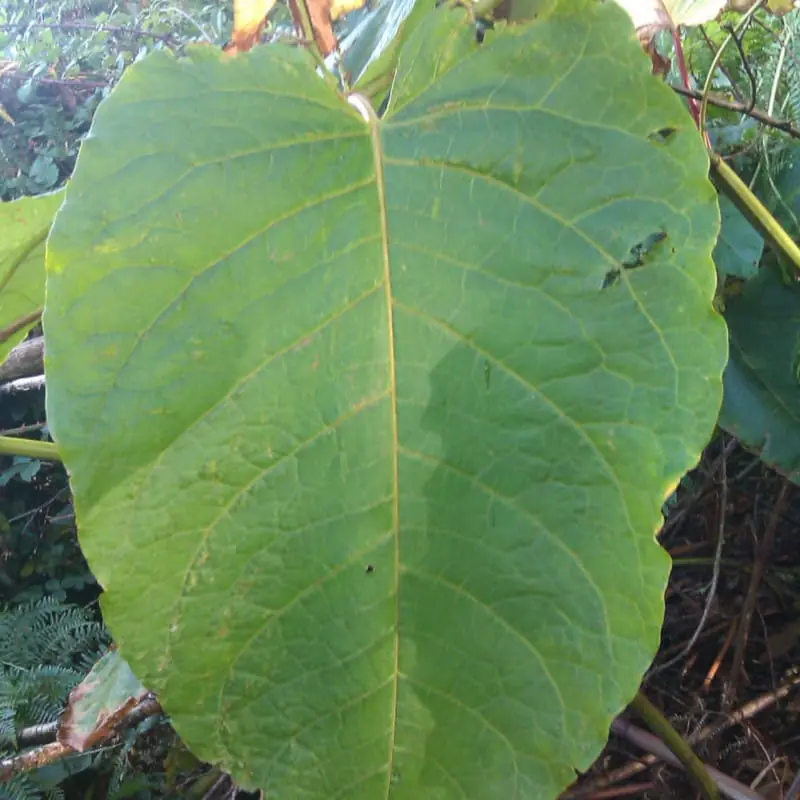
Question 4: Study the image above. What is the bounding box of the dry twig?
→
[0,695,161,782]
[570,671,800,794]
[671,86,800,139]
[610,719,765,800]
[725,481,793,709]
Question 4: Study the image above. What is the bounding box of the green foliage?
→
[0,775,64,800]
[0,191,63,360]
[0,387,91,605]
[720,264,800,481]
[770,142,800,236]
[0,462,92,606]
[666,6,800,480]
[0,1,232,200]
[0,88,98,200]
[714,194,763,279]
[0,600,174,800]
[786,22,800,124]
[42,0,727,795]
[0,598,107,691]
[0,598,108,797]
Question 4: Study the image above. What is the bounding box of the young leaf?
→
[0,190,63,363]
[345,0,424,92]
[721,266,800,482]
[45,0,726,796]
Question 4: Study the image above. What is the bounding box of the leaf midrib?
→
[362,99,401,795]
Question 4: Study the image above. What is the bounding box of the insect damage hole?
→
[648,127,678,145]
[602,230,668,290]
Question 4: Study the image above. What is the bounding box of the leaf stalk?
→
[630,691,720,800]
[711,154,800,275]
[0,435,61,461]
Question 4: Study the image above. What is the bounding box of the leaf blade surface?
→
[45,3,726,797]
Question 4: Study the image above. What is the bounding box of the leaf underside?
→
[44,2,726,797]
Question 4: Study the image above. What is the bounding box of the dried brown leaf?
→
[58,649,148,752]
[288,0,337,56]
[230,0,277,54]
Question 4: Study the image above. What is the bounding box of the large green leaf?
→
[0,190,63,363]
[44,1,725,796]
[720,266,800,482]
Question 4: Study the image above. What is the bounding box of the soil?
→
[563,437,800,800]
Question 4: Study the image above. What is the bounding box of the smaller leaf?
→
[714,194,763,280]
[16,81,35,105]
[0,190,64,363]
[29,155,59,189]
[721,265,800,482]
[17,459,41,482]
[58,648,149,752]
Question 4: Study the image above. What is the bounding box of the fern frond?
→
[0,599,109,755]
[786,16,800,124]
[0,599,107,671]
[0,774,43,800]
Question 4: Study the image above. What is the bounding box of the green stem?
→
[0,435,61,461]
[710,153,800,274]
[356,69,394,106]
[631,692,720,800]
[0,308,42,345]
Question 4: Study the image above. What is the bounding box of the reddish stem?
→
[673,27,701,127]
